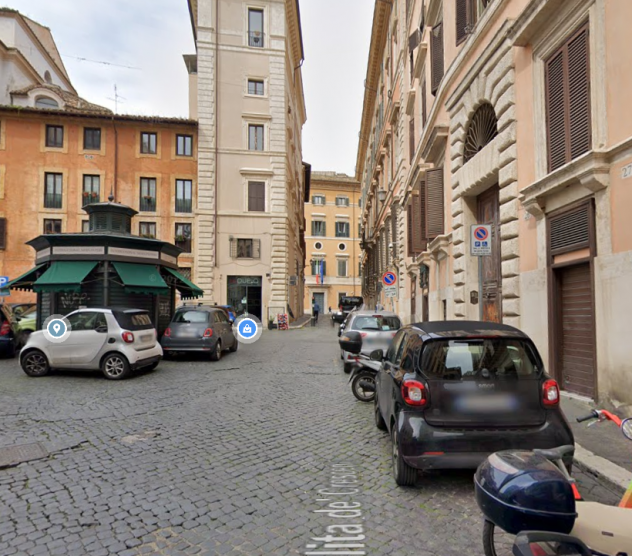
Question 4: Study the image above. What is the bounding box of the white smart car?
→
[20,308,163,380]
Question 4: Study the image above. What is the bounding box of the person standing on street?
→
[313,301,321,322]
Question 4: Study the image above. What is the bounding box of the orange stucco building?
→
[0,106,198,303]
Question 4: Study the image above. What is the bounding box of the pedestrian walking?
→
[313,301,320,322]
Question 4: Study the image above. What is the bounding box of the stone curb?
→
[574,442,632,493]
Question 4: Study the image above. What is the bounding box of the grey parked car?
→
[340,310,401,373]
[20,308,163,380]
[161,305,238,361]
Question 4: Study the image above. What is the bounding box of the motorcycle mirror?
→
[622,418,632,441]
[369,349,383,361]
[512,532,591,556]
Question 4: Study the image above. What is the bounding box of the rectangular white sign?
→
[53,246,105,255]
[36,248,51,260]
[622,162,632,179]
[109,247,159,259]
[384,285,398,298]
[470,224,492,256]
[161,253,177,264]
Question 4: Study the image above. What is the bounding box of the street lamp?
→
[377,190,387,202]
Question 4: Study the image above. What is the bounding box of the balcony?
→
[82,191,100,205]
[247,31,265,47]
[140,196,156,212]
[175,198,192,213]
[44,193,62,209]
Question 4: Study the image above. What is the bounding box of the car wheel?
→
[21,350,50,377]
[229,338,238,352]
[101,353,131,380]
[374,395,387,431]
[343,362,354,373]
[391,426,417,486]
[351,372,375,403]
[210,340,222,361]
[482,519,514,556]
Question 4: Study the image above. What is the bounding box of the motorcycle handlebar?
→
[576,410,599,423]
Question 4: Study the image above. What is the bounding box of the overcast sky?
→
[8,0,374,176]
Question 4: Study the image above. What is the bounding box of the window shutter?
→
[430,22,444,95]
[421,77,427,129]
[0,218,5,250]
[230,239,237,258]
[411,182,427,253]
[456,0,469,45]
[391,203,398,256]
[407,205,414,256]
[253,239,261,259]
[408,29,420,53]
[568,26,591,161]
[425,168,444,238]
[548,202,591,255]
[409,117,415,163]
[545,50,567,172]
[248,181,265,211]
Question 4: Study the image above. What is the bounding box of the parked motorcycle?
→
[348,356,380,403]
[475,409,632,556]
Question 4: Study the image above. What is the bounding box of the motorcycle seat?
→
[572,501,632,555]
[533,445,574,461]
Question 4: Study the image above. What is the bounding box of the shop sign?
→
[36,248,51,260]
[53,246,105,255]
[109,247,159,259]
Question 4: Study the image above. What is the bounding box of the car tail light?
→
[163,328,171,337]
[0,322,10,336]
[339,305,343,311]
[203,328,213,337]
[121,331,135,343]
[542,379,559,406]
[402,379,427,406]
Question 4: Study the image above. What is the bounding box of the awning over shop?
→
[163,267,204,299]
[33,261,98,293]
[5,264,46,291]
[112,262,169,296]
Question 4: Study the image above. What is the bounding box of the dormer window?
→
[36,96,59,109]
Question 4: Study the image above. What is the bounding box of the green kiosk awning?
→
[112,262,169,296]
[33,261,98,293]
[163,267,204,300]
[5,264,46,291]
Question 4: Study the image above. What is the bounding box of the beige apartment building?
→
[358,0,632,405]
[185,0,308,323]
[303,172,362,314]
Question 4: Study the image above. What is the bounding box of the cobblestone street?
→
[0,320,619,556]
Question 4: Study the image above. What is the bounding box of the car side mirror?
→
[369,349,384,361]
[512,532,591,556]
[95,325,108,333]
[339,331,362,354]
[622,418,632,441]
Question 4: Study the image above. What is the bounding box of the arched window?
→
[463,103,498,163]
[35,96,59,109]
[44,70,52,84]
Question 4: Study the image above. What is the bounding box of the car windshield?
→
[20,307,37,318]
[420,339,541,380]
[113,311,154,330]
[351,316,401,331]
[173,310,209,324]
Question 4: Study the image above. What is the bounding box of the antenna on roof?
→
[106,84,126,113]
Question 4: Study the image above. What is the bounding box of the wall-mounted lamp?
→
[377,190,387,202]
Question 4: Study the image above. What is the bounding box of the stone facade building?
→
[358,0,632,405]
[185,0,308,322]
[303,172,362,314]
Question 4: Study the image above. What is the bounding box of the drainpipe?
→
[112,115,118,199]
[214,0,219,270]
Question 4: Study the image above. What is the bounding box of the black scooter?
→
[348,355,381,403]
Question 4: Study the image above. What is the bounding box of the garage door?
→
[558,263,595,398]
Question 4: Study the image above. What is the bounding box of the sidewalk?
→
[561,393,632,494]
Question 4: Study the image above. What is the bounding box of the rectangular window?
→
[140,132,157,154]
[337,259,348,277]
[335,222,350,238]
[82,175,100,204]
[175,223,192,253]
[248,79,264,95]
[358,222,362,236]
[312,195,325,205]
[44,173,63,208]
[43,219,62,234]
[232,238,261,259]
[175,179,193,213]
[425,168,444,239]
[139,177,157,211]
[0,217,6,250]
[545,23,591,172]
[430,22,444,95]
[248,8,264,47]
[335,196,349,207]
[312,221,326,237]
[82,220,90,233]
[83,128,101,150]
[248,124,264,151]
[176,134,193,156]
[45,125,63,148]
[139,222,157,239]
[248,181,265,212]
[311,259,326,276]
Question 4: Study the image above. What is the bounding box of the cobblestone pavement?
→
[0,319,619,556]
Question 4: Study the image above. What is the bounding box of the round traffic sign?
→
[382,271,397,286]
[474,226,489,241]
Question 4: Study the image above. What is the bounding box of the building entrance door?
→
[477,186,502,323]
[227,276,262,320]
[313,292,325,314]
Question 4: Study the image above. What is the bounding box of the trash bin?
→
[311,316,317,327]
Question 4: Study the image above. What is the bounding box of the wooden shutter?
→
[545,23,591,172]
[430,22,444,95]
[421,77,427,128]
[548,201,592,256]
[248,182,265,211]
[456,0,469,45]
[0,218,5,250]
[391,203,398,256]
[411,182,427,253]
[425,168,444,238]
[407,205,414,256]
[253,239,261,259]
[409,117,415,163]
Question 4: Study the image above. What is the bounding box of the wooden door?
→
[556,263,595,398]
[477,186,502,323]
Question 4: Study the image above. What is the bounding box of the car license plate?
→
[455,394,517,413]
[141,334,153,342]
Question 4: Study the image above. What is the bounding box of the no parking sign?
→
[471,225,492,256]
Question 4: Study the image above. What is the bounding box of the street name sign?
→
[471,224,492,256]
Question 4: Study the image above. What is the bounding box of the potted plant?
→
[82,191,89,198]
[91,192,98,199]
[143,195,153,201]
[175,234,186,242]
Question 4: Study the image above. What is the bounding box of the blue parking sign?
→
[0,276,8,288]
